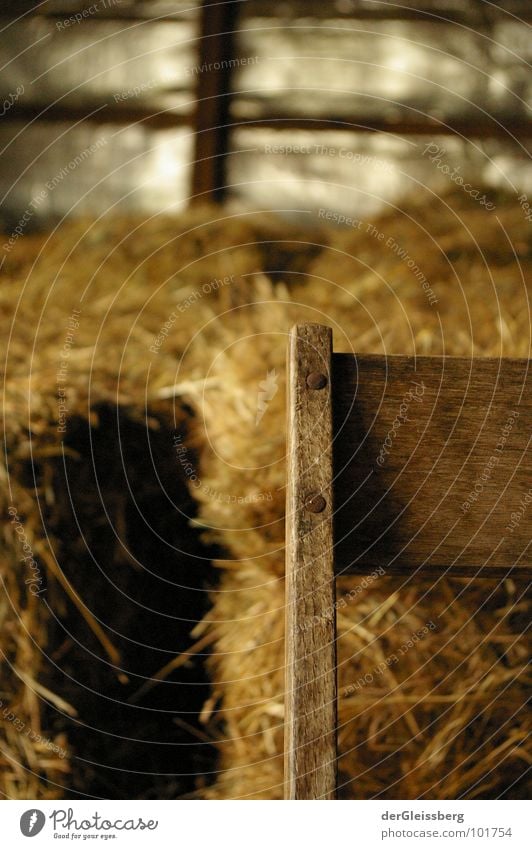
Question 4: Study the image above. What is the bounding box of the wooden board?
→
[285,324,338,800]
[332,353,531,579]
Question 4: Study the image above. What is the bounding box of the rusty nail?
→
[306,371,328,390]
[305,493,326,513]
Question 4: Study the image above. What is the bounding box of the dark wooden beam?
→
[4,105,531,143]
[0,2,197,23]
[191,0,239,203]
[232,115,532,140]
[243,1,532,23]
[8,0,532,24]
[2,103,192,130]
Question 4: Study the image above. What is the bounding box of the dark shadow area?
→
[22,404,219,799]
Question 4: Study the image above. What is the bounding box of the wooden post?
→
[285,324,338,800]
[191,0,238,203]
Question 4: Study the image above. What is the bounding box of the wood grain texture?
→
[332,354,531,579]
[285,324,337,800]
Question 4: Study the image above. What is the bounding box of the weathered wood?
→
[284,329,530,801]
[285,324,337,800]
[332,354,531,579]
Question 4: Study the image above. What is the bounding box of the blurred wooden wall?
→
[0,0,531,229]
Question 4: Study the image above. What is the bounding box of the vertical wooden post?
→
[191,0,238,203]
[285,324,338,800]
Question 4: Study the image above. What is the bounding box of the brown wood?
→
[9,107,531,143]
[285,324,338,800]
[13,1,532,24]
[332,353,531,579]
[232,116,532,139]
[191,0,239,203]
[9,0,532,24]
[284,327,530,801]
[243,1,532,22]
[6,4,196,23]
[6,102,191,130]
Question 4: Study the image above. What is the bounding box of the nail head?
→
[305,493,327,513]
[306,371,328,390]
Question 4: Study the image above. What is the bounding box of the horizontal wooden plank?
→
[0,2,199,22]
[6,0,532,23]
[230,116,532,139]
[241,1,532,22]
[6,107,531,139]
[5,103,192,129]
[332,354,531,578]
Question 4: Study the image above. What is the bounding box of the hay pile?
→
[1,191,530,799]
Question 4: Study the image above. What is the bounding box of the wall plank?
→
[332,353,531,578]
